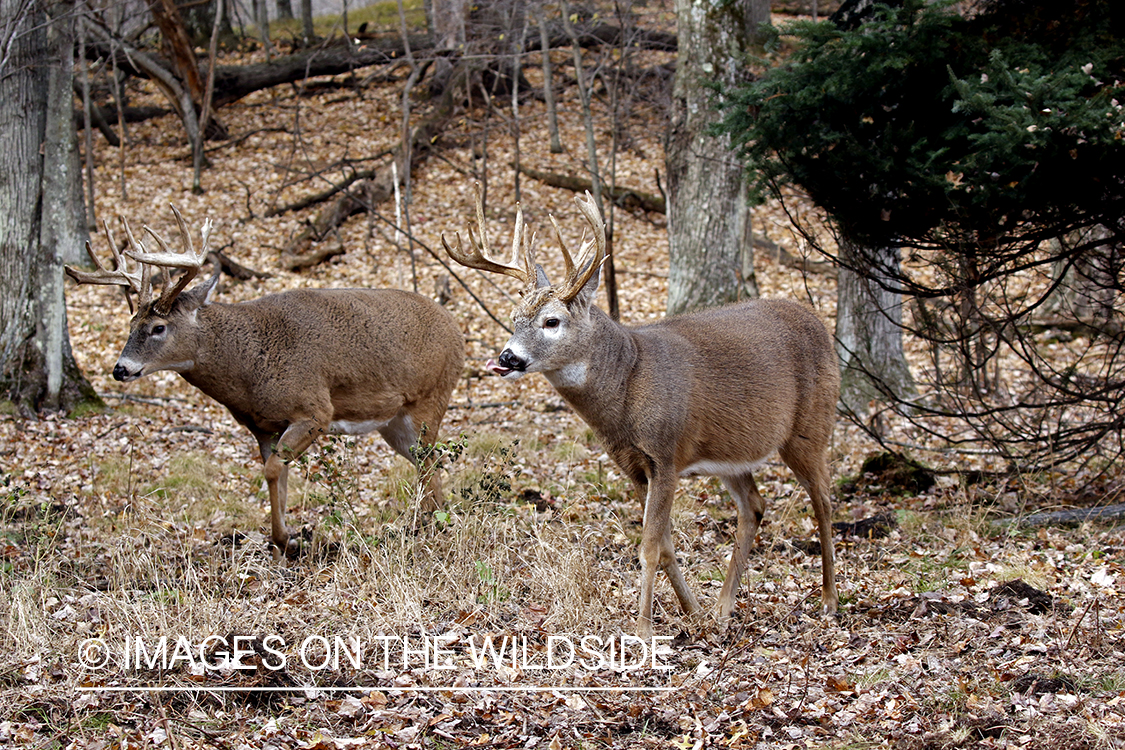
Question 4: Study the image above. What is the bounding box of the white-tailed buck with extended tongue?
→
[443,186,839,637]
[67,206,464,558]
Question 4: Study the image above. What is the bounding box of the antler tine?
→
[548,214,576,283]
[124,205,213,314]
[511,202,538,283]
[557,191,607,302]
[64,218,147,312]
[441,183,532,286]
[118,214,156,309]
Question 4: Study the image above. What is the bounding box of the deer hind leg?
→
[378,410,443,513]
[636,471,701,641]
[779,444,839,614]
[717,473,767,626]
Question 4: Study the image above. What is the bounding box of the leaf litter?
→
[2,18,1125,750]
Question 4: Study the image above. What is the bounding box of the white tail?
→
[68,206,464,557]
[444,186,839,637]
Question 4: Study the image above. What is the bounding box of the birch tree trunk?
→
[0,0,99,414]
[665,0,769,315]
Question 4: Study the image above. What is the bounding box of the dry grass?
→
[2,4,1124,746]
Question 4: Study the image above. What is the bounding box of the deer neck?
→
[545,307,637,427]
[175,304,246,404]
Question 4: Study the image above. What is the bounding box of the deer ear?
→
[571,260,601,310]
[178,267,220,310]
[535,263,550,289]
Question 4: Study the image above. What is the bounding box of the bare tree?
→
[665,0,768,314]
[0,0,99,413]
[300,0,313,41]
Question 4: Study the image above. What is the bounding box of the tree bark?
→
[533,2,562,154]
[835,240,915,417]
[300,0,314,41]
[0,0,99,414]
[665,0,767,315]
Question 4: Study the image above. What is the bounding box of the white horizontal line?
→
[78,685,678,693]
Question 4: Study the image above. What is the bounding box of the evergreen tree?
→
[720,0,1125,470]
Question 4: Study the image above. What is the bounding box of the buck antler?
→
[65,218,153,313]
[66,205,212,315]
[552,191,606,303]
[441,183,534,287]
[123,205,213,315]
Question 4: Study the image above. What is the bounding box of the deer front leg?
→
[260,419,325,560]
[636,469,701,640]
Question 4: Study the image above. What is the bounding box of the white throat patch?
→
[547,362,588,388]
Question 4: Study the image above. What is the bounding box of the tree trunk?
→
[150,0,207,105]
[665,0,768,315]
[835,239,915,416]
[300,0,314,41]
[1043,226,1119,328]
[427,0,467,96]
[0,0,99,414]
[533,2,563,154]
[254,0,271,56]
[276,0,293,21]
[47,3,87,266]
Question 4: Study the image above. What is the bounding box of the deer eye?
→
[543,318,560,329]
[151,325,166,336]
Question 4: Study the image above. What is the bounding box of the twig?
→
[1064,596,1098,651]
[157,697,181,750]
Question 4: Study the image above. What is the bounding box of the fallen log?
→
[279,66,464,267]
[999,503,1125,527]
[87,23,676,112]
[515,164,666,214]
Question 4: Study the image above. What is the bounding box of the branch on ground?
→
[515,163,666,214]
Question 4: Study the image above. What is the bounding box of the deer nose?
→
[112,364,131,381]
[497,349,526,372]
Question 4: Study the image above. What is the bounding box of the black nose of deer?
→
[498,349,527,372]
[112,364,131,381]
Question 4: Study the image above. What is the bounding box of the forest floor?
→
[3,6,1125,748]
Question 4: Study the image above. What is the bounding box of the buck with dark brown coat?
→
[67,207,464,558]
[443,187,839,637]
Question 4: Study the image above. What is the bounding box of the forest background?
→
[1,0,1123,747]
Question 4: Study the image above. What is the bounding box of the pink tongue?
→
[485,359,512,376]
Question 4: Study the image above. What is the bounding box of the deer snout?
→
[498,348,527,372]
[113,360,142,382]
[486,349,527,377]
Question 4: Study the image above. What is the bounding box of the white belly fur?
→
[680,459,767,478]
[328,419,390,435]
